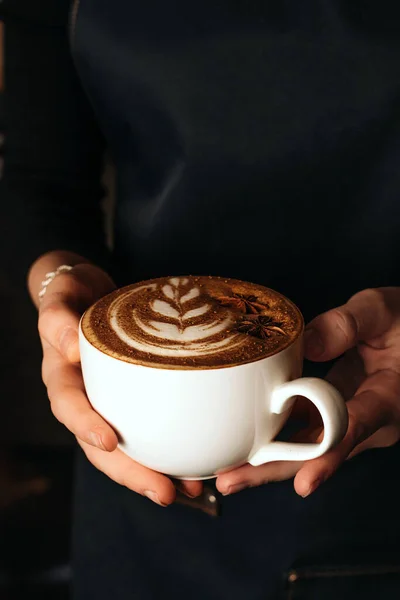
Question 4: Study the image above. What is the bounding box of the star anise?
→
[218,293,268,314]
[237,315,286,339]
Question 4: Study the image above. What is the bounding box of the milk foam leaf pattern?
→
[84,275,302,367]
[237,315,287,339]
[108,278,240,358]
[152,299,180,319]
[218,294,268,314]
[153,278,211,326]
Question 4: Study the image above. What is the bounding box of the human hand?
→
[216,288,400,498]
[36,260,202,505]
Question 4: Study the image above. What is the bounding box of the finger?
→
[44,345,118,451]
[216,460,300,495]
[325,349,365,401]
[175,479,204,498]
[215,420,325,495]
[39,297,81,363]
[294,369,400,497]
[349,423,400,457]
[219,368,400,497]
[79,441,176,506]
[304,288,394,362]
[39,264,115,363]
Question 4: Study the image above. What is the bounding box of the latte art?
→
[109,278,241,358]
[82,276,303,369]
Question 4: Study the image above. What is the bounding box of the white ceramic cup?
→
[79,317,348,480]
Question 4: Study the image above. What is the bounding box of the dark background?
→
[0,20,74,598]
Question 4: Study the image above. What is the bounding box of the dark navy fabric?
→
[73,444,400,599]
[73,0,400,323]
[70,2,400,598]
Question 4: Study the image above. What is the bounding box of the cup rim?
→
[79,278,305,371]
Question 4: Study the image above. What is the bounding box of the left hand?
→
[216,287,400,498]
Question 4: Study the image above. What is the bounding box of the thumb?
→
[304,288,393,362]
[38,264,115,362]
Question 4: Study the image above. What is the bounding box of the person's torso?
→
[72,0,400,322]
[70,5,400,598]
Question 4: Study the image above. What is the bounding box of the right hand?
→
[38,263,202,505]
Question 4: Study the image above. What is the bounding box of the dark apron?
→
[71,1,400,597]
[73,442,400,599]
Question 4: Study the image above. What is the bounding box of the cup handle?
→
[249,377,348,466]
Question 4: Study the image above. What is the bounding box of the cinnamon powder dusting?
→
[82,276,303,370]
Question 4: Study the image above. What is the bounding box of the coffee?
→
[81,276,303,369]
[80,276,346,478]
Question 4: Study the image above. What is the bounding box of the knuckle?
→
[346,412,367,449]
[47,392,64,425]
[347,423,363,450]
[41,359,50,387]
[46,384,71,426]
[353,288,389,322]
[332,307,358,346]
[385,426,400,447]
[38,300,65,334]
[354,287,386,308]
[37,312,49,338]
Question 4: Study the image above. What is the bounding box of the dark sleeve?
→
[1,0,110,283]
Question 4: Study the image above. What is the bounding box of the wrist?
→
[28,250,92,307]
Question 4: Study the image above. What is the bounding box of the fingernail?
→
[144,490,167,507]
[89,431,106,451]
[183,490,198,499]
[60,327,79,360]
[301,478,322,498]
[304,328,324,358]
[222,482,249,496]
[176,484,198,499]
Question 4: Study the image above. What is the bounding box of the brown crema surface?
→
[81,276,303,369]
